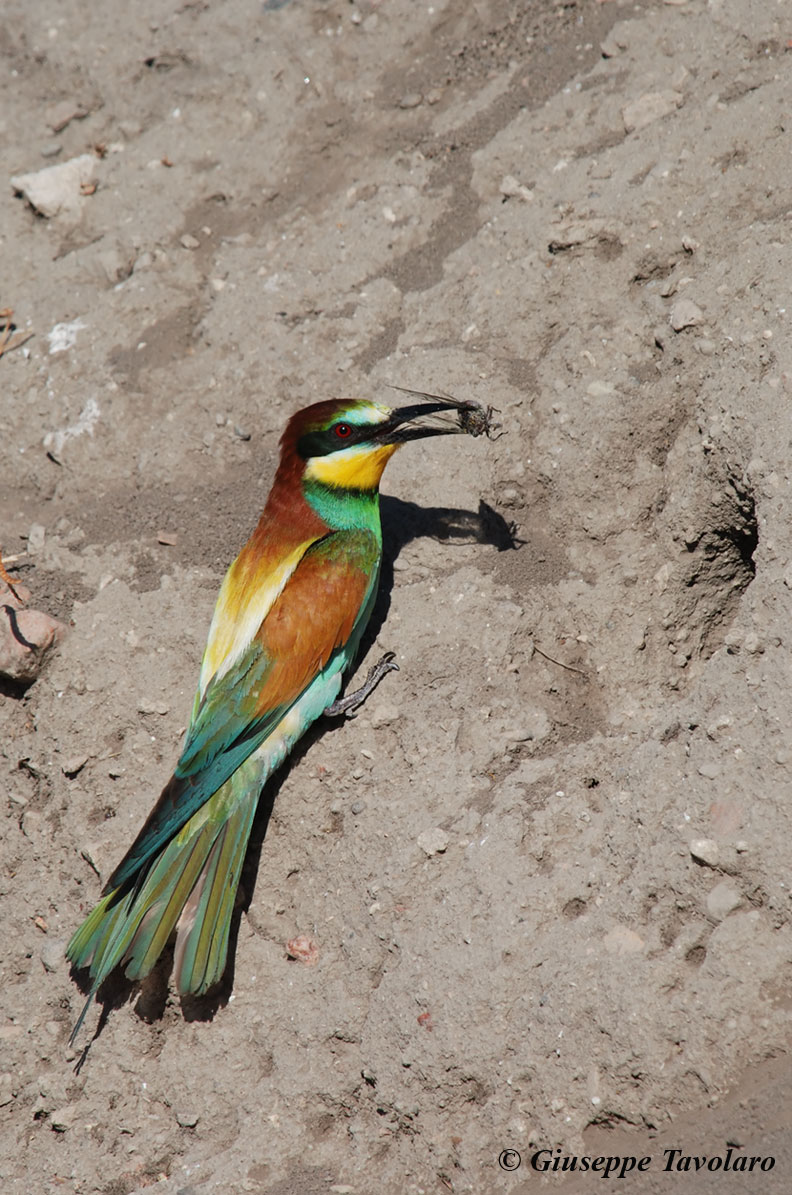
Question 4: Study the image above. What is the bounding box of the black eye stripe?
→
[297,421,370,459]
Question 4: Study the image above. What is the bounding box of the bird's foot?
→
[325,651,399,718]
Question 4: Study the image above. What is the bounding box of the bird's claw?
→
[325,651,399,718]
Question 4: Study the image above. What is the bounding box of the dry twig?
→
[0,308,34,360]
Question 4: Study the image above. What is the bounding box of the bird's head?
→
[282,397,466,492]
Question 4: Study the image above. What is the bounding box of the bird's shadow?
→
[70,495,519,1052]
[369,494,519,651]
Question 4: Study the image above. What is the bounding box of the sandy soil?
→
[2,0,792,1191]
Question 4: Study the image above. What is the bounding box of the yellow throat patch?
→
[305,442,399,490]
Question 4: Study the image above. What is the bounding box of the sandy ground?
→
[2,0,792,1191]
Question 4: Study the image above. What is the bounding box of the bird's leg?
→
[325,651,399,719]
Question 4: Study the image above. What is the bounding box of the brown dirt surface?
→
[2,1,792,1192]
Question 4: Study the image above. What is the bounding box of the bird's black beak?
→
[378,393,469,444]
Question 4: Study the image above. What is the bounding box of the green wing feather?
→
[105,644,284,891]
[104,529,379,891]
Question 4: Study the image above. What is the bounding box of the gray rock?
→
[50,1103,79,1131]
[670,298,704,331]
[690,838,720,867]
[706,881,742,922]
[41,938,67,974]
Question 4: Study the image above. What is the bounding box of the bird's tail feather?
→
[66,755,264,1037]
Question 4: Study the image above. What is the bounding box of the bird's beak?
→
[377,398,468,444]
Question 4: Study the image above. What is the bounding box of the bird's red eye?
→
[334,422,352,439]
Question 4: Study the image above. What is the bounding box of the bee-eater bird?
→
[68,394,486,1041]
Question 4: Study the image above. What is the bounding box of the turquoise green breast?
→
[302,478,383,540]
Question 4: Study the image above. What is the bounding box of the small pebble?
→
[690,838,719,867]
[41,938,67,974]
[175,1110,200,1128]
[417,828,449,856]
[697,762,720,780]
[62,755,88,778]
[500,175,533,201]
[670,298,704,331]
[180,233,200,249]
[286,935,319,965]
[398,93,422,109]
[351,800,367,815]
[50,1104,78,1132]
[137,698,169,715]
[706,716,732,739]
[586,380,616,398]
[1,606,66,684]
[600,34,625,58]
[46,100,88,132]
[27,524,46,555]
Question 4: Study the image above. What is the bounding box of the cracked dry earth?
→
[2,1,792,1192]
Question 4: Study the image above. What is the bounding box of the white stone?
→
[11,154,97,220]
